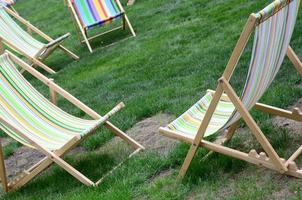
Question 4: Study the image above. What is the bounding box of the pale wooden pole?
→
[0,139,8,192]
[66,0,93,53]
[287,46,302,75]
[178,14,258,178]
[116,0,136,37]
[220,77,287,172]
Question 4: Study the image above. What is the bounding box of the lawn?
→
[1,0,302,199]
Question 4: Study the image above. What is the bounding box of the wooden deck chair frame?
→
[65,0,136,53]
[0,50,144,193]
[0,6,79,74]
[127,0,136,6]
[160,11,302,178]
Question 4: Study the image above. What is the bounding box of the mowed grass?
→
[1,0,302,199]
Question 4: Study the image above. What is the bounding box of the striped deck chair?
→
[0,50,144,192]
[160,0,302,179]
[0,6,79,74]
[66,0,136,53]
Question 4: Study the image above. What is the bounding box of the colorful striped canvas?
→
[0,7,45,57]
[0,53,104,150]
[222,0,300,128]
[72,0,123,29]
[167,92,235,139]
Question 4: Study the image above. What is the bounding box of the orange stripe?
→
[97,0,109,20]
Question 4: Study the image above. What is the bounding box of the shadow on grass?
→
[2,152,117,198]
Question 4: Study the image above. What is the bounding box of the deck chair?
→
[0,6,79,74]
[160,0,302,179]
[0,50,144,192]
[66,0,136,53]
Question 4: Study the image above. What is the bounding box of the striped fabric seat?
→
[222,0,300,128]
[167,92,235,139]
[72,0,123,29]
[0,7,45,57]
[0,53,103,151]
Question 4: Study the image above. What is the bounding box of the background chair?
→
[0,6,79,74]
[66,0,136,53]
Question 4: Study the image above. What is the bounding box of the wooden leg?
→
[104,122,145,150]
[285,145,302,167]
[49,79,57,105]
[127,0,135,6]
[83,30,93,53]
[0,139,8,192]
[47,152,94,186]
[0,41,4,54]
[58,45,80,60]
[9,137,80,190]
[225,120,240,141]
[124,14,136,37]
[122,15,126,30]
[67,1,93,52]
[287,46,302,75]
[220,78,287,172]
[200,120,240,162]
[30,57,56,74]
[179,85,224,178]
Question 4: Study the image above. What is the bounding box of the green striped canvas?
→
[0,7,45,57]
[0,53,104,151]
[167,92,235,139]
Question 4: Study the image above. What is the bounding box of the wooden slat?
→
[220,77,287,172]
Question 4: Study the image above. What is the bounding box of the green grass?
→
[0,0,302,199]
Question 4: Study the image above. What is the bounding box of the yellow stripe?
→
[93,0,107,21]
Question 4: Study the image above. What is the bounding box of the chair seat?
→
[166,91,235,140]
[0,54,102,151]
[72,0,123,29]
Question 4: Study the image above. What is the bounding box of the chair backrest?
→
[0,7,44,57]
[71,0,122,29]
[223,0,300,128]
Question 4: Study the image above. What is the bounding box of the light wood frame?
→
[159,13,302,179]
[127,0,135,6]
[0,50,144,192]
[65,0,136,53]
[0,7,80,74]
